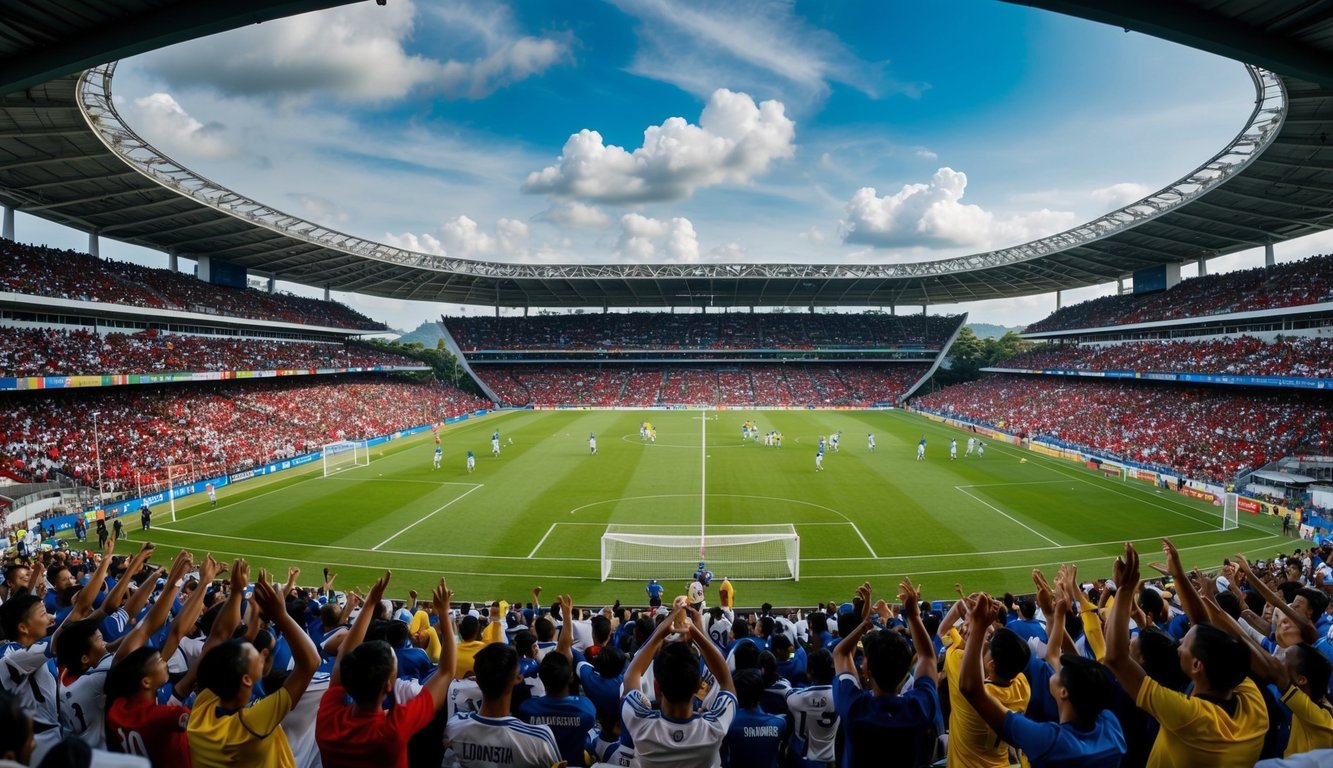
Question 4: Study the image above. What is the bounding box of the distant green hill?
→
[967,323,1024,339]
[396,321,446,347]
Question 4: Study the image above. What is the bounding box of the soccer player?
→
[867,432,876,452]
[641,422,649,441]
[966,437,976,457]
[140,502,152,531]
[645,579,664,608]
[589,433,598,455]
[950,439,958,460]
[977,440,985,458]
[831,432,841,452]
[465,450,475,474]
[622,604,736,767]
[916,437,926,461]
[445,643,561,768]
[492,431,501,457]
[207,484,217,507]
[815,449,824,472]
[433,445,442,470]
[818,436,827,454]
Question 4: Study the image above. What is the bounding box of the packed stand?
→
[1000,336,1333,379]
[475,364,928,407]
[446,312,962,352]
[1025,254,1333,333]
[916,374,1333,483]
[0,239,384,330]
[0,376,490,493]
[5,529,1333,767]
[0,327,421,377]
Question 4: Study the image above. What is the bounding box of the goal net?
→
[600,524,799,581]
[1222,492,1239,531]
[322,441,369,477]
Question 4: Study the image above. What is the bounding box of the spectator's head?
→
[537,650,573,695]
[652,642,701,705]
[985,628,1029,683]
[862,628,913,694]
[757,651,779,685]
[341,640,396,706]
[0,690,34,765]
[807,647,835,686]
[1182,624,1249,692]
[836,608,860,639]
[2,564,30,591]
[591,615,612,645]
[319,603,341,629]
[1017,599,1037,621]
[1052,655,1112,728]
[1133,626,1188,690]
[198,639,263,706]
[770,633,793,661]
[592,644,626,679]
[1215,592,1242,620]
[513,631,537,659]
[758,616,775,639]
[384,621,410,649]
[734,669,764,710]
[104,646,169,704]
[808,612,828,636]
[534,617,555,642]
[459,615,481,642]
[1294,588,1329,622]
[54,618,107,674]
[474,643,520,701]
[1137,588,1167,623]
[733,639,760,671]
[0,593,51,644]
[1281,643,1333,701]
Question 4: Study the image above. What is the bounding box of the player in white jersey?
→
[815,450,824,472]
[491,432,501,457]
[977,440,985,458]
[466,450,476,473]
[434,445,443,470]
[589,433,598,455]
[867,432,876,452]
[830,432,840,452]
[916,437,926,461]
[949,439,958,460]
[966,437,976,456]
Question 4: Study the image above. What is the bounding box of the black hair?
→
[591,615,612,644]
[473,643,518,700]
[0,594,42,641]
[341,640,396,705]
[1058,655,1112,727]
[534,617,555,642]
[1137,588,1166,622]
[592,644,626,678]
[1137,626,1188,690]
[1291,643,1333,702]
[197,639,251,700]
[732,640,760,671]
[320,603,341,628]
[104,647,159,704]
[757,650,779,686]
[988,628,1030,681]
[54,618,101,672]
[1215,592,1242,620]
[1189,624,1249,691]
[862,629,913,692]
[36,735,90,768]
[732,618,751,639]
[807,647,835,685]
[1298,588,1330,619]
[1018,599,1037,620]
[770,633,792,657]
[385,621,410,648]
[758,616,775,638]
[652,642,701,704]
[0,690,31,761]
[808,612,828,635]
[734,668,764,709]
[458,615,480,642]
[514,631,537,659]
[1278,581,1302,604]
[921,611,941,638]
[537,650,573,693]
[836,610,860,639]
[1244,590,1266,615]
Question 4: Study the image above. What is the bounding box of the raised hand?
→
[1162,538,1181,570]
[1113,542,1141,590]
[367,571,392,603]
[199,553,221,584]
[229,558,250,594]
[251,571,284,619]
[856,582,872,623]
[969,592,998,628]
[897,577,921,620]
[432,578,452,616]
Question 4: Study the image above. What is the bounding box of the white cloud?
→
[131,93,233,159]
[523,88,796,203]
[137,0,567,103]
[710,242,746,260]
[798,226,825,244]
[616,214,699,261]
[288,194,350,227]
[385,215,530,259]
[840,167,1076,250]
[1090,182,1152,209]
[913,147,939,161]
[541,201,613,230]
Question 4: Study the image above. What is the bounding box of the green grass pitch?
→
[139,409,1286,607]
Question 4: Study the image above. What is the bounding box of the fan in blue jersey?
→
[644,579,664,608]
[722,669,788,768]
[517,596,596,767]
[694,563,714,588]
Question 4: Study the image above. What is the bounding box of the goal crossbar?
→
[322,440,369,477]
[601,524,799,581]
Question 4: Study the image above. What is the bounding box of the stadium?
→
[1,2,1331,767]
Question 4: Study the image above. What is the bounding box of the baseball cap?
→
[393,608,414,624]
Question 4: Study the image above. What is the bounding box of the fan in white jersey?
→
[0,594,61,764]
[445,643,560,768]
[785,647,840,765]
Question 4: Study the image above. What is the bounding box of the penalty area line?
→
[528,523,557,559]
[955,485,1061,547]
[372,484,483,551]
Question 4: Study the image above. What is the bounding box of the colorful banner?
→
[1179,486,1217,504]
[1237,497,1263,515]
[983,367,1332,392]
[0,365,428,391]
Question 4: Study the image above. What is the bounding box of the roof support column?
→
[167,249,178,273]
[2,206,13,241]
[1056,289,1062,309]
[1265,242,1275,268]
[1117,277,1125,295]
[323,284,330,301]
[1197,256,1207,276]
[267,276,275,294]
[88,229,99,258]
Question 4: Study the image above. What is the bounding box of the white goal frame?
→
[600,524,800,582]
[322,440,370,477]
[1222,492,1239,531]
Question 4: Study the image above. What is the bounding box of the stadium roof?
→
[0,2,1332,308]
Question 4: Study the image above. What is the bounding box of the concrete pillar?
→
[1056,289,1062,309]
[494,304,499,318]
[1265,243,1275,267]
[1197,257,1207,276]
[523,306,529,317]
[267,276,275,293]
[1117,277,1125,294]
[921,305,927,315]
[324,285,331,301]
[88,230,99,258]
[2,206,13,241]
[168,249,178,273]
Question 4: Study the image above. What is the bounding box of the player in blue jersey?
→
[645,579,664,608]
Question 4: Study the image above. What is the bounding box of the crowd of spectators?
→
[0,376,490,493]
[0,239,383,330]
[446,312,962,351]
[2,527,1331,766]
[477,364,929,407]
[999,335,1333,379]
[0,327,421,378]
[1025,254,1333,333]
[916,374,1333,483]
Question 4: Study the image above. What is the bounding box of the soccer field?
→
[142,409,1286,606]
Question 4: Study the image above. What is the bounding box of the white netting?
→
[322,441,369,477]
[600,524,799,581]
[1222,492,1239,531]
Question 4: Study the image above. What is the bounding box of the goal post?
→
[322,440,369,477]
[1222,492,1239,531]
[600,524,800,581]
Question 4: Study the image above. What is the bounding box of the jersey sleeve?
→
[240,686,293,737]
[832,672,861,722]
[1283,685,1333,728]
[1135,675,1205,732]
[389,683,439,734]
[1001,710,1060,759]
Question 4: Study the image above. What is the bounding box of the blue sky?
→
[14,0,1323,330]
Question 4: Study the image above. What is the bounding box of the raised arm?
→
[332,570,390,688]
[624,605,683,694]
[1045,576,1070,672]
[422,578,456,709]
[958,593,1009,733]
[1160,538,1209,627]
[101,544,156,620]
[113,550,192,661]
[1197,574,1284,685]
[1104,543,1147,700]
[253,569,320,705]
[556,594,574,661]
[206,559,249,654]
[687,606,733,694]
[898,577,937,685]
[1059,564,1105,662]
[283,567,300,601]
[1236,553,1317,643]
[66,538,117,622]
[159,554,220,662]
[833,583,875,677]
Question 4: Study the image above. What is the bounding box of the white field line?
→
[700,411,707,554]
[529,524,558,559]
[372,484,484,551]
[848,522,878,558]
[955,486,1062,547]
[157,472,324,527]
[556,522,852,527]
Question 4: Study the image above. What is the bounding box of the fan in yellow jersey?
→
[942,619,1031,768]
